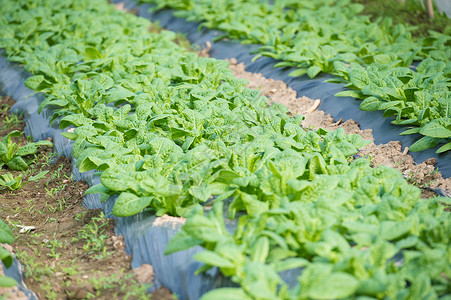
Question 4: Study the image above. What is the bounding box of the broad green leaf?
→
[360,96,380,111]
[0,275,17,288]
[0,220,14,244]
[112,193,153,217]
[0,141,7,157]
[380,220,413,240]
[85,47,102,60]
[164,230,203,255]
[194,251,235,269]
[78,156,104,173]
[308,153,328,179]
[61,132,78,140]
[289,68,307,77]
[409,136,441,152]
[85,184,110,195]
[33,140,53,147]
[308,272,359,299]
[274,258,309,272]
[60,114,92,129]
[307,66,322,78]
[215,169,240,184]
[239,191,269,217]
[400,128,421,136]
[436,142,451,153]
[6,156,28,171]
[419,119,451,138]
[349,68,370,89]
[333,61,349,77]
[15,144,38,157]
[335,90,363,99]
[100,169,129,191]
[251,236,269,263]
[357,277,387,295]
[24,75,45,90]
[200,288,252,300]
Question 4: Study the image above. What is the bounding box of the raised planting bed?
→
[126,0,451,178]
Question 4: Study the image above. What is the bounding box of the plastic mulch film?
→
[112,0,451,179]
[1,257,38,300]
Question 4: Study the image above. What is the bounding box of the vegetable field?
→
[0,0,450,299]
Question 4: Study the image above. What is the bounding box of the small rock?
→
[150,287,174,300]
[133,264,154,284]
[112,235,124,250]
[425,158,436,165]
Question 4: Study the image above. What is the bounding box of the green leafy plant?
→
[0,220,17,288]
[0,173,24,191]
[0,170,49,191]
[140,0,451,152]
[167,185,451,299]
[0,131,52,171]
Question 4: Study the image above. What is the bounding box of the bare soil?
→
[0,96,173,300]
[227,59,451,198]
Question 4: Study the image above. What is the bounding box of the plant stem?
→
[426,0,435,19]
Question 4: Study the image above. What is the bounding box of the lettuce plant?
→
[141,0,451,152]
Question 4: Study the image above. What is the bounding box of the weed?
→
[72,212,111,259]
[61,263,79,276]
[41,280,58,300]
[2,113,23,129]
[16,250,54,282]
[45,239,63,259]
[87,272,151,299]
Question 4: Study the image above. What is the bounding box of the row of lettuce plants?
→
[141,0,451,153]
[0,0,450,299]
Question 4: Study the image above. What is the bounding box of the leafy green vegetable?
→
[168,180,451,299]
[139,0,451,152]
[336,60,451,152]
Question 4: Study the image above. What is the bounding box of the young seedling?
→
[2,113,23,130]
[72,212,111,259]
